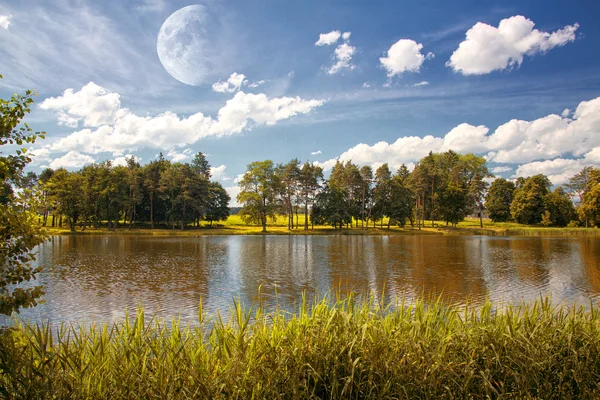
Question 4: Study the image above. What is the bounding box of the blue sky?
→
[1,0,599,203]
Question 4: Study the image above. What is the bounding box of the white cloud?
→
[362,82,371,88]
[316,96,600,178]
[210,164,228,180]
[40,82,121,128]
[49,151,95,169]
[380,39,431,77]
[136,0,166,12]
[311,150,322,155]
[327,42,356,74]
[233,174,245,184]
[248,79,267,88]
[0,14,11,30]
[412,81,429,87]
[514,158,588,185]
[112,154,140,167]
[212,72,248,93]
[167,148,193,163]
[315,30,342,46]
[342,32,351,41]
[447,15,579,75]
[41,83,324,156]
[491,166,513,174]
[224,185,241,207]
[561,108,571,118]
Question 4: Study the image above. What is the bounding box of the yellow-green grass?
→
[2,295,600,398]
[40,215,600,237]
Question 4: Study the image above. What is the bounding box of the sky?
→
[1,0,599,205]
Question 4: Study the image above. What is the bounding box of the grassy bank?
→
[42,215,600,237]
[2,296,600,398]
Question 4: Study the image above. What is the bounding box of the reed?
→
[1,295,600,399]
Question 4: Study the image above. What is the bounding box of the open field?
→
[41,215,600,237]
[2,295,600,398]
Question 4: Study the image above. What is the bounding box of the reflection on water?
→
[11,235,600,325]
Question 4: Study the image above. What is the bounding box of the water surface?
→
[12,235,600,325]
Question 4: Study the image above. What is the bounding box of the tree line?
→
[236,151,492,232]
[29,153,230,231]
[23,150,600,233]
[236,151,597,232]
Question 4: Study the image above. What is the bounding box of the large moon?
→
[157,5,227,86]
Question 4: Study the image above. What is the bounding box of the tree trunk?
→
[150,193,154,229]
[304,194,309,230]
[478,201,483,228]
[181,202,186,231]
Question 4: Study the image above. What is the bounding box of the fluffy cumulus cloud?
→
[0,14,11,30]
[491,166,513,174]
[327,43,356,74]
[315,30,342,46]
[447,15,579,75]
[210,165,228,180]
[40,83,325,158]
[112,154,140,166]
[317,96,600,185]
[167,148,193,163]
[212,72,248,93]
[380,39,431,77]
[49,151,95,169]
[412,81,429,87]
[316,30,356,74]
[40,82,121,128]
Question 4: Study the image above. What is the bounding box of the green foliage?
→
[511,174,551,225]
[205,181,230,226]
[237,160,279,232]
[485,178,516,222]
[311,185,351,229]
[2,296,600,398]
[545,187,576,227]
[579,169,600,227]
[0,82,47,315]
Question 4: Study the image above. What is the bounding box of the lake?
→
[10,234,600,326]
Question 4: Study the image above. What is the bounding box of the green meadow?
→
[42,215,600,237]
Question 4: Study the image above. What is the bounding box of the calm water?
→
[10,234,600,325]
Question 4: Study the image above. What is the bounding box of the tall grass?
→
[2,295,600,398]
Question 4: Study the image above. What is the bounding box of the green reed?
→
[1,295,600,399]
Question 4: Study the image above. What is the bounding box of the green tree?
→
[359,165,373,228]
[485,178,516,222]
[298,162,323,230]
[311,184,351,229]
[205,182,230,226]
[545,187,576,227]
[237,160,279,232]
[579,169,600,227]
[510,174,551,225]
[388,164,414,227]
[0,82,47,315]
[373,163,392,228]
[567,166,596,227]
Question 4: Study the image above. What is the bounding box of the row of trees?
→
[32,153,230,231]
[237,152,600,231]
[236,151,494,231]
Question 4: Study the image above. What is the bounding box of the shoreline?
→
[42,225,600,237]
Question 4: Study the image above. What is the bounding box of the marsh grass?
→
[2,295,600,399]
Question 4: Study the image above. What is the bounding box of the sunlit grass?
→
[2,295,600,398]
[41,215,600,236]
